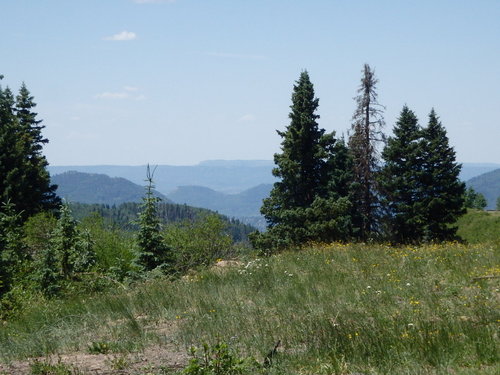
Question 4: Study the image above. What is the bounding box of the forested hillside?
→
[53,171,169,205]
[69,202,256,242]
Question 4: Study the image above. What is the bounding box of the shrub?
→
[164,214,233,273]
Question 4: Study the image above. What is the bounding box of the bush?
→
[79,213,139,282]
[164,214,233,273]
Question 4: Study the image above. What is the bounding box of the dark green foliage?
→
[36,240,61,297]
[0,88,26,216]
[14,84,60,216]
[379,106,424,243]
[348,64,385,240]
[0,201,24,297]
[53,204,95,277]
[464,187,487,210]
[497,196,500,211]
[136,167,173,272]
[255,71,352,251]
[379,107,465,243]
[419,109,465,241]
[0,77,60,221]
[22,212,57,257]
[35,203,96,296]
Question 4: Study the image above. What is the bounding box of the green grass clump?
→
[1,242,499,374]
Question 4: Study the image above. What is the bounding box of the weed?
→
[29,359,75,375]
[106,354,130,370]
[182,341,259,375]
[87,341,113,354]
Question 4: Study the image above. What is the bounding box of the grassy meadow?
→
[1,240,498,374]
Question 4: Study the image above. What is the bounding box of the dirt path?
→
[0,342,189,375]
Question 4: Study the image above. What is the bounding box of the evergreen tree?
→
[0,201,24,298]
[379,106,424,243]
[137,166,173,271]
[0,76,60,220]
[35,202,96,297]
[15,83,60,216]
[0,86,26,215]
[496,196,500,211]
[419,109,465,241]
[348,64,385,240]
[49,203,96,279]
[254,71,352,251]
[464,187,487,210]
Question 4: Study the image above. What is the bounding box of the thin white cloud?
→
[238,114,256,122]
[208,52,268,61]
[124,86,139,92]
[104,31,137,41]
[95,88,146,101]
[95,92,130,99]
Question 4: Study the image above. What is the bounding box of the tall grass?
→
[1,242,498,374]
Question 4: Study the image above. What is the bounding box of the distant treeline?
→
[69,201,256,242]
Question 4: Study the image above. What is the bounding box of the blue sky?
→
[1,0,499,165]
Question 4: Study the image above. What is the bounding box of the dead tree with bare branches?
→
[348,64,385,240]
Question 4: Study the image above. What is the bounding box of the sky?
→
[1,0,499,166]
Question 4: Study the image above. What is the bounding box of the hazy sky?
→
[1,0,499,166]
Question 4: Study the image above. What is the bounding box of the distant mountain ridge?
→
[48,161,499,195]
[52,171,168,205]
[459,163,500,181]
[167,184,272,217]
[466,168,500,210]
[49,161,278,194]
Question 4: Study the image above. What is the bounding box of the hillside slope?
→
[167,184,272,217]
[466,168,500,209]
[52,171,168,205]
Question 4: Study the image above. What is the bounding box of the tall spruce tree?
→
[15,83,60,216]
[348,64,385,240]
[419,109,465,241]
[379,106,424,243]
[254,71,352,251]
[0,86,26,214]
[0,76,60,219]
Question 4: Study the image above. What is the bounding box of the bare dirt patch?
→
[0,342,188,375]
[0,319,188,375]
